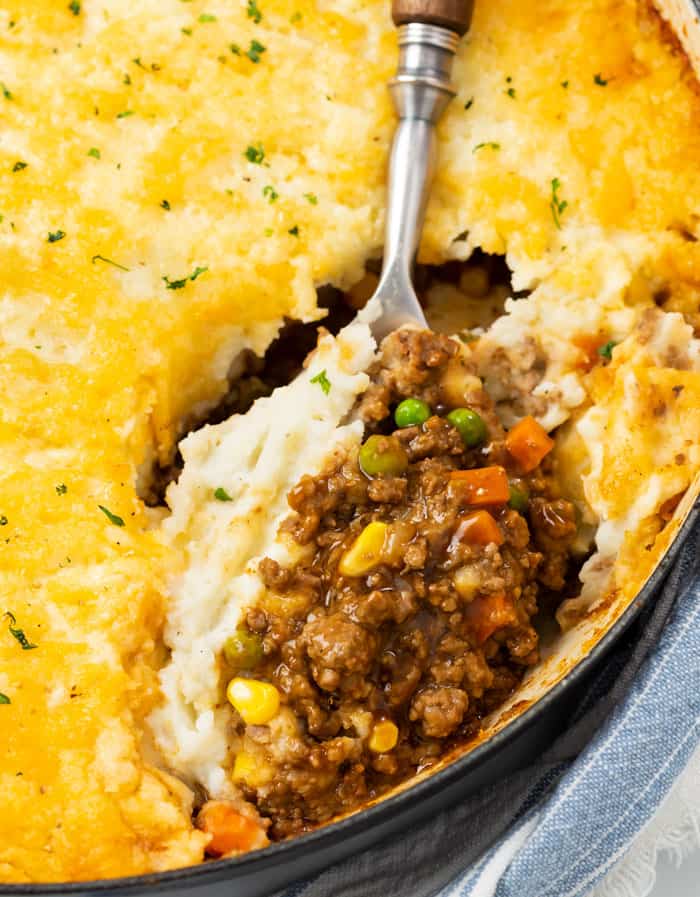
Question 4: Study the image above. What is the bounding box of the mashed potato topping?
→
[1,0,700,883]
[152,305,378,796]
[557,309,700,625]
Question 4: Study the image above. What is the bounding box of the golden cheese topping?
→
[0,0,699,884]
[0,0,392,882]
[432,0,700,291]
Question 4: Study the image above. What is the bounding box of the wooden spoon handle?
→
[392,0,474,36]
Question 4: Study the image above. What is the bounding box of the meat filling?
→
[209,329,578,842]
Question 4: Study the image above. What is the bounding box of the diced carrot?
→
[197,801,266,857]
[464,592,517,644]
[449,465,510,506]
[452,510,504,546]
[505,416,554,472]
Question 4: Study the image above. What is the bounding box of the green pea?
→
[359,434,408,478]
[394,397,431,428]
[508,484,529,513]
[223,628,263,672]
[446,408,488,447]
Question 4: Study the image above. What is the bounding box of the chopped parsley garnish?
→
[473,142,500,153]
[458,331,478,344]
[47,230,66,243]
[264,227,273,236]
[132,57,146,69]
[549,177,568,229]
[12,161,27,172]
[123,73,132,85]
[288,225,299,236]
[244,143,265,164]
[593,73,608,86]
[561,80,569,88]
[230,43,241,55]
[214,487,233,502]
[160,199,171,210]
[1,82,12,100]
[310,369,331,394]
[290,10,302,22]
[99,504,125,526]
[162,265,208,290]
[597,340,617,361]
[55,483,67,495]
[4,612,37,651]
[262,185,278,203]
[116,109,134,118]
[92,254,130,272]
[0,516,7,526]
[0,693,9,705]
[181,27,192,35]
[304,192,318,204]
[246,39,266,63]
[68,0,81,14]
[163,277,186,290]
[198,13,217,22]
[247,0,262,23]
[464,97,473,110]
[87,147,101,159]
[506,87,516,99]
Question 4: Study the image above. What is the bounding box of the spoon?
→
[371,0,474,339]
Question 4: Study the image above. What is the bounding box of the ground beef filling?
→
[223,330,577,840]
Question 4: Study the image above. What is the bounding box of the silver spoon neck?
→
[371,23,460,339]
[392,22,459,120]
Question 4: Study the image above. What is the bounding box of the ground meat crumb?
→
[529,497,578,590]
[409,686,469,738]
[302,614,378,688]
[367,476,407,503]
[395,416,465,461]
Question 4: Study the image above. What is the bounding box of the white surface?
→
[650,850,700,897]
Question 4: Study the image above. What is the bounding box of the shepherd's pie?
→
[1,0,699,882]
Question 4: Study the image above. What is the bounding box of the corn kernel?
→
[231,751,256,783]
[338,520,388,577]
[368,719,399,753]
[231,751,272,786]
[226,677,280,725]
[454,564,481,600]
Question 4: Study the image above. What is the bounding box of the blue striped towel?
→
[287,522,700,897]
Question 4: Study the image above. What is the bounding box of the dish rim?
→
[4,493,697,896]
